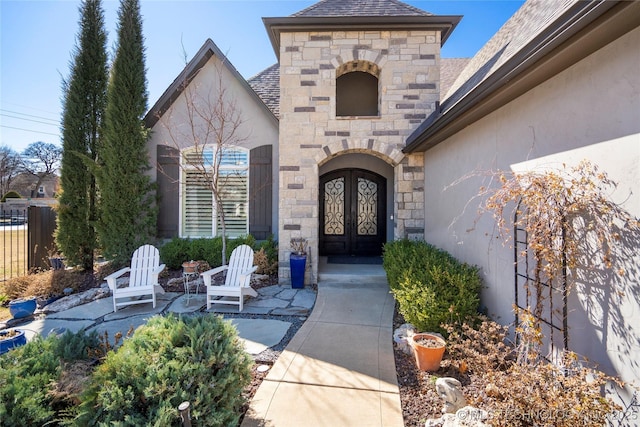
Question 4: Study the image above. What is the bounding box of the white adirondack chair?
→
[201,245,258,312]
[105,245,166,312]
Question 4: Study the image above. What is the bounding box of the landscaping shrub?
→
[159,237,191,270]
[0,190,21,202]
[383,239,482,334]
[160,235,259,270]
[74,314,252,426]
[0,330,100,425]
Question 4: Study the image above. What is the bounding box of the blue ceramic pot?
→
[9,297,37,319]
[290,254,307,289]
[0,329,27,354]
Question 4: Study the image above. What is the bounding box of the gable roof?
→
[292,0,431,17]
[405,0,637,153]
[144,39,278,129]
[263,0,461,60]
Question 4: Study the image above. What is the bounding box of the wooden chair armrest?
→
[105,267,131,291]
[239,265,259,286]
[153,264,166,275]
[150,264,166,286]
[201,265,228,286]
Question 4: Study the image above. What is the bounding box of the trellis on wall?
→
[513,199,569,359]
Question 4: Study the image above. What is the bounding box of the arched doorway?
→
[319,169,386,256]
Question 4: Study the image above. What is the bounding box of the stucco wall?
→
[423,25,639,388]
[147,54,279,238]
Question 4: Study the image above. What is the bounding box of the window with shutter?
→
[182,147,249,238]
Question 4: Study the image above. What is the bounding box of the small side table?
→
[182,261,200,304]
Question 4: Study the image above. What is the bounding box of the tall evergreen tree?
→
[56,0,108,270]
[97,0,156,264]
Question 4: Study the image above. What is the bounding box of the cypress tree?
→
[56,0,108,270]
[97,0,156,264]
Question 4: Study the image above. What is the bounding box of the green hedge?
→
[1,316,253,426]
[0,330,100,425]
[75,314,252,426]
[383,239,482,334]
[159,235,257,270]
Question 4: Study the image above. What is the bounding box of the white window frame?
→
[180,146,249,238]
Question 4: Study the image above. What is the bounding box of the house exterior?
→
[145,0,640,405]
[9,173,59,199]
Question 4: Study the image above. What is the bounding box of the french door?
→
[319,169,386,256]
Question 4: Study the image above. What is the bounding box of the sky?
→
[0,0,524,154]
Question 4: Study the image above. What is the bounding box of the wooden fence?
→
[0,206,56,281]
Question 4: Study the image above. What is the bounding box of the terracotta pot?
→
[410,333,446,371]
[182,261,198,274]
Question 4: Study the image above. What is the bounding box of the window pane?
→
[221,148,248,167]
[217,173,248,238]
[184,171,213,237]
[182,147,249,239]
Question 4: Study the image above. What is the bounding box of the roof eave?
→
[144,39,278,129]
[404,0,637,154]
[263,15,462,60]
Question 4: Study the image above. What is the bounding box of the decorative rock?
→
[63,287,74,295]
[42,288,111,313]
[436,377,467,414]
[393,323,416,355]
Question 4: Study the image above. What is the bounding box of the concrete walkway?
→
[242,264,404,427]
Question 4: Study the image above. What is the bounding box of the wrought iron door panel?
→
[357,177,377,236]
[324,177,345,235]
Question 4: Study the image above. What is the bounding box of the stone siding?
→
[278,29,439,282]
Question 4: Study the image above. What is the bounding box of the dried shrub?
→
[0,269,93,301]
[474,160,639,319]
[254,247,277,275]
[443,316,622,426]
[50,360,95,406]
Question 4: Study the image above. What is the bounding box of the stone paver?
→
[3,282,316,357]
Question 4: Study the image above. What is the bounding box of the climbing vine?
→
[479,160,638,313]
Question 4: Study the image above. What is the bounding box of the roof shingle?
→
[292,0,432,17]
[248,64,280,119]
[442,0,575,107]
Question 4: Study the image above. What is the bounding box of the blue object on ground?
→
[9,297,37,319]
[0,329,27,354]
[290,254,306,289]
